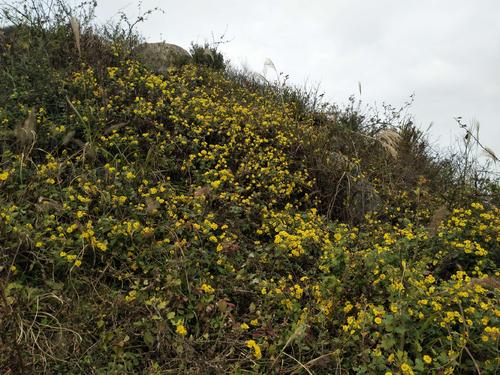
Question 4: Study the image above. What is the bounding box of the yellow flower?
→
[374,317,382,325]
[334,233,342,241]
[66,223,78,233]
[176,324,187,336]
[96,242,108,251]
[343,303,353,313]
[0,170,10,181]
[74,260,82,267]
[423,355,432,364]
[400,363,411,373]
[246,339,262,359]
[200,283,215,294]
[240,323,249,330]
[107,67,119,78]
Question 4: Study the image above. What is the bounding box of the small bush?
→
[190,42,225,70]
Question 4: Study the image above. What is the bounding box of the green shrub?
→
[190,42,225,71]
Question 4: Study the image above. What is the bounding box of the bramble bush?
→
[0,1,498,374]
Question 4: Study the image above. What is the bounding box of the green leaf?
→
[143,330,154,347]
[381,335,396,350]
[414,358,424,371]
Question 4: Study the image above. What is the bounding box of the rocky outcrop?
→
[134,42,191,74]
[350,178,382,221]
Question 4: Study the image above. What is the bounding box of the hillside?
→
[0,2,499,374]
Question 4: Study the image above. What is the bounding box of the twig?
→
[284,351,314,375]
[463,345,481,375]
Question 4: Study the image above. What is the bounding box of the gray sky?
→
[94,0,500,158]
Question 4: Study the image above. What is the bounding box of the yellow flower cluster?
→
[245,339,262,359]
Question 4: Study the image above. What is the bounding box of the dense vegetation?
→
[0,1,498,374]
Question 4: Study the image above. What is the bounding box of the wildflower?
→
[96,241,108,251]
[67,223,78,233]
[200,283,215,294]
[107,67,119,78]
[246,339,262,359]
[425,274,436,284]
[176,324,187,336]
[240,323,249,330]
[374,317,382,325]
[400,363,412,373]
[343,303,353,313]
[0,170,10,181]
[124,290,136,302]
[75,260,82,267]
[471,202,484,210]
[291,284,304,299]
[423,355,432,364]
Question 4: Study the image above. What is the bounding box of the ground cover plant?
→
[0,1,499,374]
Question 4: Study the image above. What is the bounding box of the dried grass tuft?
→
[374,129,401,159]
[483,147,498,162]
[70,16,81,57]
[15,108,37,150]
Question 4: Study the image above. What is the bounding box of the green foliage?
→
[0,1,498,374]
[190,42,225,71]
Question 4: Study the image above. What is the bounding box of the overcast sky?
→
[94,0,500,158]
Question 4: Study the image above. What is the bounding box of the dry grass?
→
[374,129,401,159]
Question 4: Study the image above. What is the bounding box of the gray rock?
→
[134,42,191,74]
[350,178,382,220]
